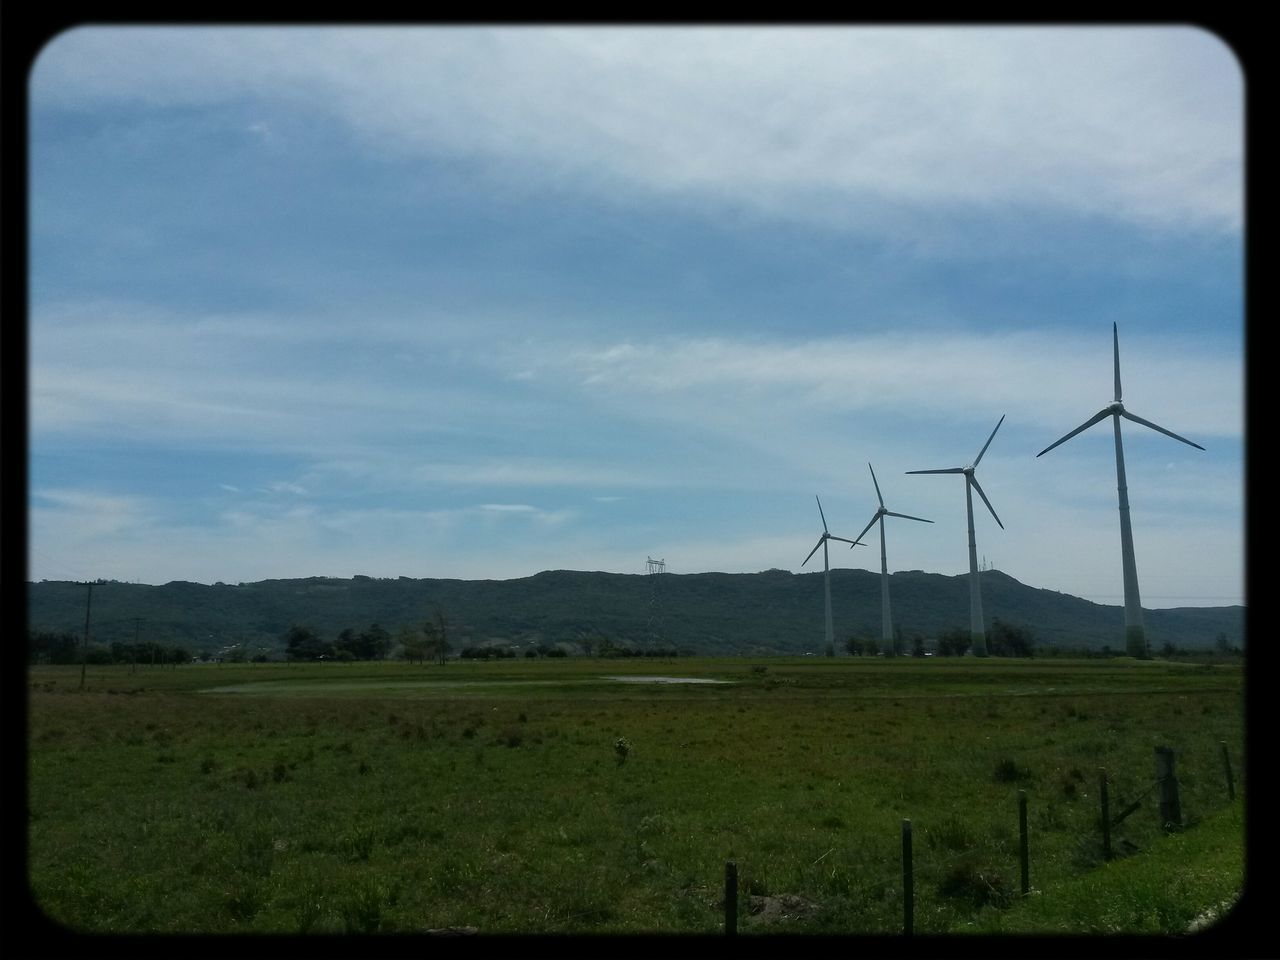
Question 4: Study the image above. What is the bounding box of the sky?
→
[26,25,1245,609]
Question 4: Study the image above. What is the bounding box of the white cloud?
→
[31,489,155,539]
[32,26,1241,236]
[265,481,309,496]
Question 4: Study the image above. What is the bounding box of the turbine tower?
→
[801,496,861,656]
[907,415,1005,658]
[850,464,933,656]
[1037,323,1204,659]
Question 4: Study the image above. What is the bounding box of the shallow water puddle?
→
[200,674,733,694]
[601,675,732,684]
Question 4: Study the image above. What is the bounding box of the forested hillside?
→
[26,569,1245,658]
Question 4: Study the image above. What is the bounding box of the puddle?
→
[601,675,732,684]
[200,675,733,695]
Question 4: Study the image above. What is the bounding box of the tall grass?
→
[26,657,1244,934]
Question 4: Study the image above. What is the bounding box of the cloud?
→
[32,26,1241,237]
[265,481,309,496]
[506,330,1242,440]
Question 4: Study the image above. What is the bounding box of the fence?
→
[720,741,1240,935]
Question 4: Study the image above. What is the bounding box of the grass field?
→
[25,656,1245,935]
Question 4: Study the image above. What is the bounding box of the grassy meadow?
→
[26,656,1245,935]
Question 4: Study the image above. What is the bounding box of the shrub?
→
[993,758,1030,783]
[937,857,1012,909]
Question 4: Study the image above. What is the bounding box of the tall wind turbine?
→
[906,416,1005,658]
[850,464,933,656]
[801,496,862,656]
[1037,323,1204,659]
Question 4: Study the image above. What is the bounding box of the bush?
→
[937,857,1013,909]
[992,758,1030,783]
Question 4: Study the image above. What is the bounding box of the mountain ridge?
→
[26,568,1244,656]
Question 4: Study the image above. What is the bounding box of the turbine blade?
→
[1036,408,1111,457]
[868,463,884,507]
[827,535,859,546]
[1120,410,1205,451]
[852,514,879,545]
[1113,322,1122,403]
[886,511,933,524]
[816,495,829,533]
[974,414,1005,467]
[905,467,964,475]
[802,538,824,567]
[969,475,1004,530]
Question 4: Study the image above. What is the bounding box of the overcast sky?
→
[27,25,1244,609]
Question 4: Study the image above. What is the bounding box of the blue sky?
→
[27,26,1244,608]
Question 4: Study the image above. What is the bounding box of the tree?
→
[284,624,327,661]
[844,634,875,660]
[28,630,79,665]
[936,627,970,657]
[361,624,391,661]
[989,619,1035,658]
[335,627,360,660]
[911,633,926,658]
[423,609,451,665]
[398,625,426,665]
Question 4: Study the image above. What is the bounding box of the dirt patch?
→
[746,893,820,926]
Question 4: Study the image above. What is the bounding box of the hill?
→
[26,569,1245,657]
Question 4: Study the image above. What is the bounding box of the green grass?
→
[973,800,1244,934]
[26,657,1245,934]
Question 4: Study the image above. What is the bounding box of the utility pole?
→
[79,581,94,691]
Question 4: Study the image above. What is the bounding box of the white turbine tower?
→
[1037,323,1204,659]
[906,416,1005,658]
[801,496,862,656]
[850,464,933,656]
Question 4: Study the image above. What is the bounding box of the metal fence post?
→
[1221,741,1236,801]
[902,819,913,936]
[1099,769,1111,860]
[724,860,737,936]
[1156,746,1182,831]
[1018,789,1029,895]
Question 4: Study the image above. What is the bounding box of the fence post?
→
[1221,741,1236,801]
[724,860,737,936]
[1155,746,1182,831]
[1099,769,1111,860]
[1018,789,1029,896]
[902,819,913,936]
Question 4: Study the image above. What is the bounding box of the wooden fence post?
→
[1221,741,1236,801]
[1018,789,1029,896]
[1099,769,1111,860]
[902,819,913,936]
[1155,746,1182,831]
[724,860,737,936]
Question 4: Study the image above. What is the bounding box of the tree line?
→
[842,618,1038,657]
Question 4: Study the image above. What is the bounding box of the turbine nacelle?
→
[802,495,861,566]
[905,416,1005,530]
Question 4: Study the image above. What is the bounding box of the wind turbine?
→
[850,464,933,656]
[1037,323,1204,659]
[906,415,1005,657]
[802,496,862,656]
